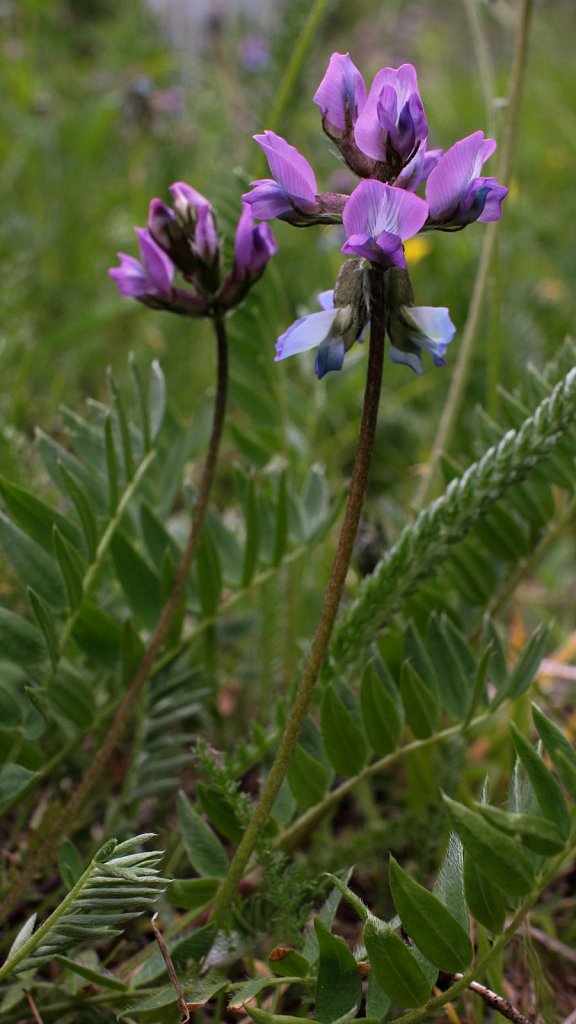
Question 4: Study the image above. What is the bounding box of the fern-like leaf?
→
[0,834,167,978]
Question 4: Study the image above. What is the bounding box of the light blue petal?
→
[401,305,456,348]
[317,289,335,310]
[389,344,423,374]
[275,309,337,361]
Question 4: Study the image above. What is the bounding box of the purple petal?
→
[341,230,407,269]
[275,309,337,361]
[109,253,149,298]
[148,198,175,250]
[476,179,509,222]
[253,131,318,209]
[313,52,366,134]
[169,181,211,212]
[136,228,174,297]
[426,131,497,220]
[343,180,428,242]
[400,305,456,353]
[396,147,442,192]
[194,204,219,263]
[242,179,294,219]
[233,203,255,279]
[355,63,427,164]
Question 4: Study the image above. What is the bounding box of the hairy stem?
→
[414,0,534,508]
[209,265,387,930]
[0,321,229,925]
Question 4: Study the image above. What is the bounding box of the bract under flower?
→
[425,131,508,227]
[341,179,429,268]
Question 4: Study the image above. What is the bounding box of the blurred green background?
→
[0,0,574,455]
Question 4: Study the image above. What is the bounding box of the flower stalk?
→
[209,265,387,930]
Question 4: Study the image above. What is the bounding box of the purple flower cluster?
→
[243,52,508,377]
[110,184,277,317]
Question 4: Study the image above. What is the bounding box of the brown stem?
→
[0,321,229,925]
[209,264,388,930]
[24,990,45,1024]
[450,973,534,1024]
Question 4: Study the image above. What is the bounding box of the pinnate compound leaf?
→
[510,723,570,837]
[363,916,432,1009]
[443,795,535,898]
[532,704,576,800]
[1,835,166,976]
[360,663,403,755]
[177,792,228,878]
[314,918,362,1024]
[388,857,472,973]
[321,686,367,776]
[463,853,506,933]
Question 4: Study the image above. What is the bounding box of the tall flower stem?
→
[0,321,229,926]
[209,266,387,930]
[414,0,533,509]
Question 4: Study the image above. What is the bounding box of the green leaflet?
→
[314,919,361,1024]
[0,606,47,667]
[0,764,38,806]
[364,916,431,1009]
[388,856,473,973]
[177,792,228,878]
[474,803,565,855]
[360,662,403,755]
[287,743,328,810]
[321,685,368,777]
[443,794,535,898]
[0,510,66,610]
[400,662,439,738]
[510,723,570,838]
[166,877,219,911]
[463,853,506,934]
[532,704,576,801]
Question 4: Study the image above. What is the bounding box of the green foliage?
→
[0,835,166,979]
[1,6,576,1022]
